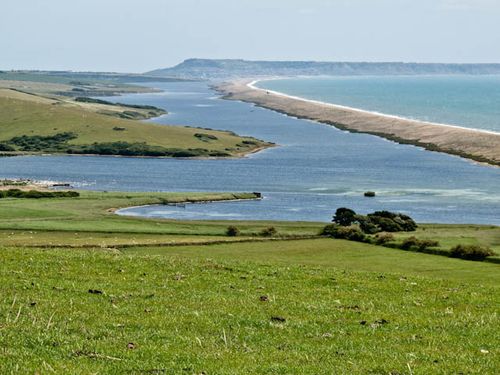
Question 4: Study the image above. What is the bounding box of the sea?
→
[0,78,499,224]
[257,75,500,133]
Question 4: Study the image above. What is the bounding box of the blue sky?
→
[1,0,499,72]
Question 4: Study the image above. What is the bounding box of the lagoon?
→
[0,81,499,224]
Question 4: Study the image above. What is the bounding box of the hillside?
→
[0,190,498,373]
[0,88,272,158]
[148,58,500,79]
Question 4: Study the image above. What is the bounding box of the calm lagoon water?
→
[258,75,500,133]
[0,80,499,224]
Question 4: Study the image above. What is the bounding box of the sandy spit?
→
[216,80,500,167]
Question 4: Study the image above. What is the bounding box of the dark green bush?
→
[194,133,218,141]
[331,208,417,234]
[226,226,240,237]
[0,143,15,151]
[320,224,337,236]
[369,216,403,232]
[355,215,380,234]
[9,132,78,152]
[326,225,366,242]
[0,189,79,199]
[260,227,278,237]
[368,211,417,232]
[449,244,495,261]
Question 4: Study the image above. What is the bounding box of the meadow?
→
[0,191,498,373]
[0,84,271,158]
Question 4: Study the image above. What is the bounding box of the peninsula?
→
[0,77,272,158]
[217,80,500,166]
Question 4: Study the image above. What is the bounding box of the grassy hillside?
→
[0,191,498,373]
[0,89,272,158]
[0,247,497,374]
[0,72,158,97]
[0,70,186,96]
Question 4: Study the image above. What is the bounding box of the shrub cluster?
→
[0,189,79,199]
[449,244,495,261]
[66,142,231,158]
[374,232,395,245]
[0,143,15,151]
[226,226,240,237]
[332,207,417,234]
[260,227,278,237]
[329,226,366,242]
[5,132,232,158]
[400,236,440,251]
[9,132,77,152]
[194,133,218,142]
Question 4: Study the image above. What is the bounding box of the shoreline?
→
[216,79,500,167]
[114,196,263,216]
[0,142,274,161]
[248,79,500,137]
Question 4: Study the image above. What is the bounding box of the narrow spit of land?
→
[217,80,500,166]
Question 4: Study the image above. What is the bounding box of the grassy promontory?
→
[0,190,498,373]
[0,88,272,158]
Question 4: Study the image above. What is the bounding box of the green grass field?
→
[0,87,271,158]
[0,192,498,373]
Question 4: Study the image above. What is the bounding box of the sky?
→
[1,0,500,73]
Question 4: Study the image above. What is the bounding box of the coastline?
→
[216,79,500,167]
[0,142,274,160]
[114,196,263,217]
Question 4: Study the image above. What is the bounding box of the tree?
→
[332,208,357,226]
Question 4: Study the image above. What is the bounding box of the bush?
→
[194,133,218,141]
[333,208,357,226]
[355,215,380,234]
[400,236,420,250]
[417,239,440,251]
[320,224,337,237]
[327,225,366,242]
[400,237,440,251]
[374,232,395,245]
[8,132,78,152]
[0,143,15,151]
[449,244,495,261]
[368,211,417,232]
[369,216,403,232]
[0,189,79,199]
[226,226,240,237]
[260,227,277,237]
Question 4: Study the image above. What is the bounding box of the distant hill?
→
[147,58,500,79]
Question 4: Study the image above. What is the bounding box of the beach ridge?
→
[216,79,500,166]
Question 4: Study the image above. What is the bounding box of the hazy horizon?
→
[2,0,500,73]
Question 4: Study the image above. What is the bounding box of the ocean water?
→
[257,75,500,133]
[0,81,499,224]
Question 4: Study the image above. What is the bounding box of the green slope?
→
[0,89,272,157]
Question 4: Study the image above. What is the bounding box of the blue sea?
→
[257,75,500,133]
[0,80,499,224]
